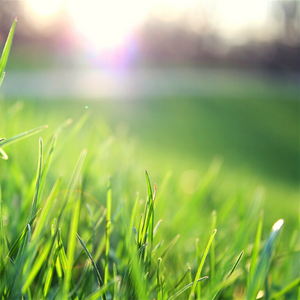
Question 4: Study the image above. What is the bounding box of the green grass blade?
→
[56,149,87,227]
[157,257,163,300]
[189,229,217,300]
[247,219,284,300]
[145,170,153,201]
[271,277,300,300]
[56,228,78,300]
[0,186,7,252]
[54,227,63,289]
[211,250,244,300]
[32,178,61,242]
[38,134,57,200]
[76,233,103,287]
[84,277,121,300]
[0,125,48,148]
[53,112,89,157]
[6,211,40,260]
[104,176,112,286]
[161,235,180,259]
[50,118,73,136]
[138,213,144,247]
[129,193,139,240]
[196,238,201,298]
[210,211,217,289]
[113,263,119,298]
[57,228,68,273]
[63,184,82,299]
[227,250,244,278]
[43,224,61,298]
[68,261,90,298]
[0,18,17,87]
[21,240,52,294]
[140,170,154,246]
[168,277,209,300]
[173,267,191,290]
[248,210,264,287]
[29,138,43,221]
[0,186,8,272]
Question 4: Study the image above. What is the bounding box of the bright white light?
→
[24,0,272,50]
[27,0,64,16]
[66,0,148,51]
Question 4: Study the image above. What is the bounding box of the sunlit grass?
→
[0,19,299,300]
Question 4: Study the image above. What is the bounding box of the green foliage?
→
[1,107,298,300]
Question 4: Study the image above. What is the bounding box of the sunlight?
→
[24,0,271,50]
[26,0,64,16]
[66,0,147,51]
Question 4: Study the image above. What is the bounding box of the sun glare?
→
[66,1,147,51]
[24,0,271,51]
[27,0,64,16]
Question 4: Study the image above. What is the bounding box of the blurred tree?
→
[271,0,300,45]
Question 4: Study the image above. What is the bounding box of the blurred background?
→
[0,1,299,228]
[1,0,299,71]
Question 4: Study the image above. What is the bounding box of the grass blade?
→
[0,186,8,273]
[168,277,209,300]
[63,183,82,299]
[161,235,180,259]
[85,277,121,300]
[6,211,40,260]
[211,250,244,300]
[0,18,17,87]
[129,193,139,241]
[56,149,87,227]
[189,229,217,300]
[139,170,154,247]
[210,210,217,288]
[32,178,61,242]
[76,233,103,287]
[0,125,48,148]
[29,138,43,221]
[21,240,52,294]
[105,176,112,286]
[247,219,284,300]
[173,267,191,290]
[0,187,7,253]
[157,257,163,300]
[271,277,300,300]
[43,223,61,299]
[248,210,264,287]
[38,134,57,201]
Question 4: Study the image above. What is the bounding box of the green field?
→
[3,93,298,226]
[0,21,299,299]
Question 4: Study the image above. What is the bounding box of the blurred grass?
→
[2,92,298,228]
[0,92,299,298]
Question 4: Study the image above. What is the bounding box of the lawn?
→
[0,20,299,299]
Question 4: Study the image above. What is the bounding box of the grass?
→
[0,19,300,299]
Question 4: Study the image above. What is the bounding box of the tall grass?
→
[0,19,299,299]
